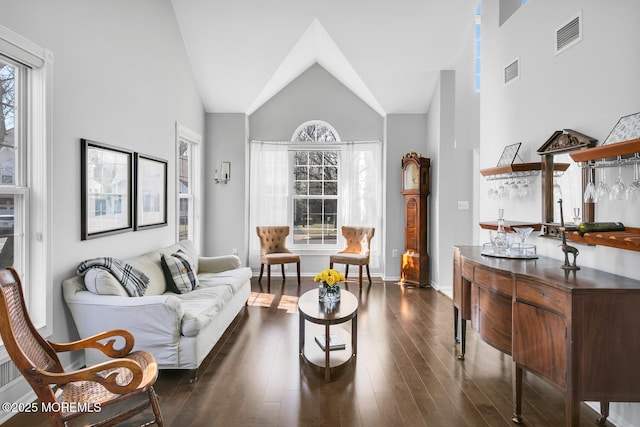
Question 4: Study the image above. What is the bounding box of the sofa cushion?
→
[161,250,199,294]
[83,269,128,296]
[198,267,252,295]
[175,285,234,337]
[124,251,166,296]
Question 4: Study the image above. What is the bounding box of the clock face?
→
[403,162,419,191]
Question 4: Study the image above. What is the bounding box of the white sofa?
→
[62,241,251,377]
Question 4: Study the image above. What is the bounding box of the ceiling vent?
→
[555,12,582,55]
[504,57,520,85]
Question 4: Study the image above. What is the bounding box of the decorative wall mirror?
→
[537,129,597,237]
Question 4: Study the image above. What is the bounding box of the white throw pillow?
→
[83,269,128,296]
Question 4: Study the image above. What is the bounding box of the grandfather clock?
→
[400,152,430,287]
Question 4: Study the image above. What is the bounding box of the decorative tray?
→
[481,243,538,259]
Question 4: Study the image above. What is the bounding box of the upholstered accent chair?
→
[330,226,375,288]
[256,226,301,289]
[0,267,163,427]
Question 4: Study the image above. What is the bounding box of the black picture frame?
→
[134,153,168,230]
[81,139,134,240]
[496,142,522,166]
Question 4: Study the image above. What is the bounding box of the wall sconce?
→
[214,161,231,184]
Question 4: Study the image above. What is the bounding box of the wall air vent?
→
[555,12,582,55]
[504,57,520,85]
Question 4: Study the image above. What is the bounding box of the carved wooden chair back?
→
[0,267,164,427]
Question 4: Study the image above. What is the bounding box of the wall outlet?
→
[457,200,470,210]
[392,249,399,258]
[232,248,238,256]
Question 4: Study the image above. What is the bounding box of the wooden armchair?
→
[330,226,375,288]
[0,267,163,427]
[256,226,301,289]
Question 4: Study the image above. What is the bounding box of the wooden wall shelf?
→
[566,226,640,252]
[479,221,542,232]
[480,162,570,178]
[569,138,640,163]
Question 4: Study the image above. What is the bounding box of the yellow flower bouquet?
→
[314,269,345,303]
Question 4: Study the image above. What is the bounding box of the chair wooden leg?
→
[358,265,363,288]
[366,264,372,284]
[281,264,286,279]
[258,264,264,283]
[330,261,333,269]
[345,265,349,278]
[148,386,164,426]
[267,265,271,289]
[296,262,301,285]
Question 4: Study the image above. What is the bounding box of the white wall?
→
[481,1,640,424]
[0,0,204,411]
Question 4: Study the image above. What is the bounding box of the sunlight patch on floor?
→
[249,291,300,313]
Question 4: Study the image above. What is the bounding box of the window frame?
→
[290,147,340,248]
[175,123,201,249]
[0,25,53,361]
[290,121,341,249]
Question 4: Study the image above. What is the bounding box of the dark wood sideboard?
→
[453,245,640,426]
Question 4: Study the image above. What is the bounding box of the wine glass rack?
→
[568,137,640,251]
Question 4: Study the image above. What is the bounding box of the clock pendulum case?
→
[400,153,431,287]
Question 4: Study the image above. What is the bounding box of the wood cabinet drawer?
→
[515,278,569,314]
[461,258,474,280]
[474,266,512,295]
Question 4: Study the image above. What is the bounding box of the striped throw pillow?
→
[161,250,198,294]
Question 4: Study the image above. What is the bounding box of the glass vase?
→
[318,282,327,301]
[323,284,341,303]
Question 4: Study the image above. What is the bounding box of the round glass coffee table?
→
[298,288,358,382]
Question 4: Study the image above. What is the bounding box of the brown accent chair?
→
[256,226,301,289]
[330,226,375,288]
[0,267,163,427]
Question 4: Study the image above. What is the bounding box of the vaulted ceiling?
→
[171,0,478,116]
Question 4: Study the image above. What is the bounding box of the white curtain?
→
[338,142,382,268]
[248,141,290,267]
[249,140,383,269]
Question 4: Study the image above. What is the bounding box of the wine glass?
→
[595,166,609,202]
[625,160,640,201]
[509,181,520,198]
[610,158,625,200]
[553,178,562,198]
[488,181,498,200]
[519,179,531,198]
[497,182,507,199]
[572,208,581,224]
[513,227,534,246]
[583,168,596,203]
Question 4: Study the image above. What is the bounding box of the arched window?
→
[292,121,340,142]
[291,121,340,246]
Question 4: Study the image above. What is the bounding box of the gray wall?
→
[249,64,384,142]
[204,113,248,260]
[0,0,204,409]
[385,114,428,280]
[481,1,640,424]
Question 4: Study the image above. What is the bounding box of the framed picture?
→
[497,142,522,166]
[603,112,640,145]
[135,153,168,230]
[81,139,134,240]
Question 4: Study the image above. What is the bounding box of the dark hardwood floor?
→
[3,277,613,427]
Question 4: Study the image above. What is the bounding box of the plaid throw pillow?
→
[161,250,198,294]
